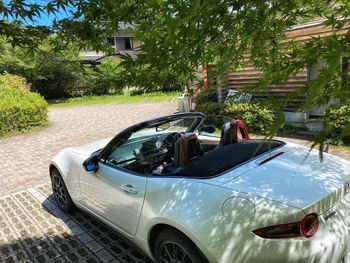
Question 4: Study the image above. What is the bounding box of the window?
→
[106,136,158,174]
[124,37,133,50]
[342,57,349,89]
[106,37,115,47]
[115,37,133,50]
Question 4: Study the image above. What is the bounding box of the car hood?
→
[69,137,112,156]
[223,142,350,214]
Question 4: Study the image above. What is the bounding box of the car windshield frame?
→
[98,112,205,163]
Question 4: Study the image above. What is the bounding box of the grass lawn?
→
[48,92,179,107]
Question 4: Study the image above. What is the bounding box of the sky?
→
[25,11,70,27]
[2,0,73,28]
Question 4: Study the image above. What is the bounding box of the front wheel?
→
[155,229,207,263]
[50,169,75,212]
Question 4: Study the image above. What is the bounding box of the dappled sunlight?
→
[215,194,350,262]
[140,146,350,262]
[49,123,350,262]
[79,169,146,236]
[224,143,350,214]
[0,185,150,262]
[143,178,305,261]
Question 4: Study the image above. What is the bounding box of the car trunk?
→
[222,143,350,215]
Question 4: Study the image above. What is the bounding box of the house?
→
[79,23,140,66]
[217,19,349,131]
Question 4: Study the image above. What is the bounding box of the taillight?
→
[300,213,319,238]
[253,213,319,239]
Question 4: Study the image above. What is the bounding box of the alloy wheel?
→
[160,242,194,263]
[52,174,66,207]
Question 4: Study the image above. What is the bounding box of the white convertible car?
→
[50,112,350,263]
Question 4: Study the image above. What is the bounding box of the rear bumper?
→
[207,193,350,263]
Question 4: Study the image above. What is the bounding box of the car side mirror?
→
[83,155,99,172]
[199,125,216,134]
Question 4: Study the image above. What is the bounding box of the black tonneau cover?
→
[177,139,284,178]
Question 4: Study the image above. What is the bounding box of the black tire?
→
[155,229,207,263]
[50,169,75,212]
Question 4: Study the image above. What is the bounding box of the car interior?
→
[105,119,284,177]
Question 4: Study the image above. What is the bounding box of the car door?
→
[79,138,147,236]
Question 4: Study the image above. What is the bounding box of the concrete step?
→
[305,119,324,132]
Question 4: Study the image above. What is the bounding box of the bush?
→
[34,63,83,99]
[0,73,30,91]
[325,104,350,144]
[195,102,224,115]
[223,102,277,135]
[194,85,218,105]
[0,74,48,136]
[195,101,277,135]
[194,86,278,135]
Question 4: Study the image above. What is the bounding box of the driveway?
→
[0,102,176,262]
[0,102,176,197]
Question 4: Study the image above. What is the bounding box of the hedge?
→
[195,101,277,135]
[223,102,277,135]
[324,104,350,144]
[0,74,48,136]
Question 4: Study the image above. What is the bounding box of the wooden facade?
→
[220,20,349,112]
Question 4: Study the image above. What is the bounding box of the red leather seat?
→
[219,120,250,146]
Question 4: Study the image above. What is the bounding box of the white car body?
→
[50,113,350,263]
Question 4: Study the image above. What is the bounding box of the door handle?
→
[120,184,138,195]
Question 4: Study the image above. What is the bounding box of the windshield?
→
[130,117,200,139]
[102,115,204,174]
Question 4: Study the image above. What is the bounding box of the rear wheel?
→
[50,169,75,212]
[155,229,207,263]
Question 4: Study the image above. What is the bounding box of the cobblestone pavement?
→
[0,102,177,197]
[0,183,151,262]
[0,102,177,263]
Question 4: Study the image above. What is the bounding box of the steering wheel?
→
[161,132,185,149]
[160,132,185,161]
[161,134,174,148]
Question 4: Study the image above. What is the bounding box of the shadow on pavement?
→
[0,184,151,263]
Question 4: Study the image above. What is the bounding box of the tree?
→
[1,0,350,149]
[0,36,85,99]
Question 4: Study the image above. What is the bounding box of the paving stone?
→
[0,103,176,262]
[85,240,103,253]
[1,249,30,262]
[96,249,116,263]
[77,232,94,244]
[0,102,176,197]
[0,186,151,262]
